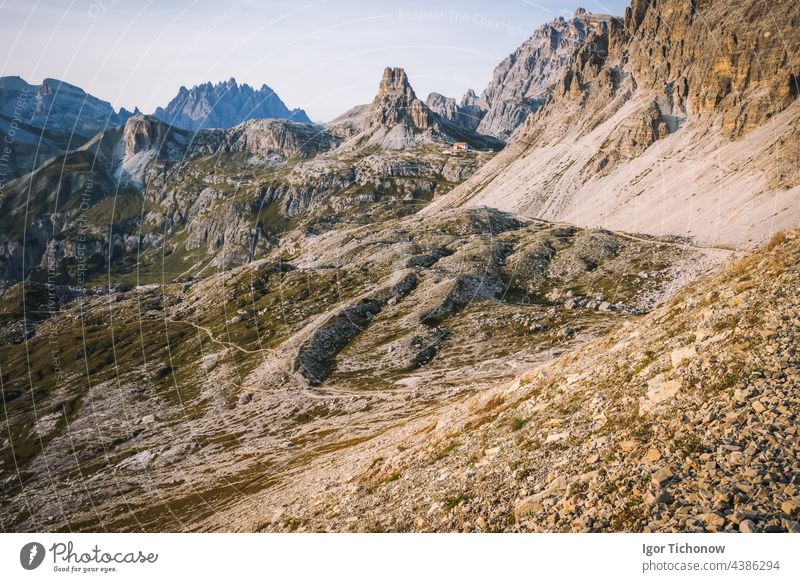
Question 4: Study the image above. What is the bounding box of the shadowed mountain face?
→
[154,78,312,131]
[0,76,134,138]
[0,76,135,182]
[425,90,483,132]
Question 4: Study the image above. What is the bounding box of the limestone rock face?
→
[121,115,172,159]
[475,9,613,139]
[339,67,504,151]
[325,104,371,139]
[367,67,433,131]
[457,89,484,131]
[0,112,342,281]
[622,0,800,137]
[430,0,800,249]
[221,119,337,159]
[425,92,458,124]
[425,89,484,132]
[154,78,311,131]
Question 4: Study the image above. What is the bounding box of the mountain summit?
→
[421,10,613,139]
[154,78,311,131]
[332,67,503,151]
[475,9,613,139]
[366,67,432,131]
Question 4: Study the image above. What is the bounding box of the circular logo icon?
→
[20,542,46,570]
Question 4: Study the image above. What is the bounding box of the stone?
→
[739,519,757,533]
[698,512,726,531]
[546,431,569,444]
[641,374,681,412]
[514,496,543,518]
[652,468,674,487]
[781,498,800,517]
[671,345,697,368]
[645,489,673,506]
[655,490,674,505]
[728,451,744,465]
[643,448,662,463]
[751,401,766,414]
[620,440,637,452]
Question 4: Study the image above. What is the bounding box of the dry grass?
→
[765,231,787,251]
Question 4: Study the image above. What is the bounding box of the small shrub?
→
[431,440,461,463]
[443,492,472,510]
[510,417,529,432]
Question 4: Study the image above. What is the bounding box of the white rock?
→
[671,345,697,368]
[641,374,681,412]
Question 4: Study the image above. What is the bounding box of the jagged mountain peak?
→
[426,89,484,132]
[460,89,478,107]
[367,67,431,131]
[430,0,800,249]
[376,67,415,98]
[474,10,614,139]
[338,67,502,151]
[154,78,311,131]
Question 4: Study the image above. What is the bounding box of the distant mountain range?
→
[0,75,312,182]
[0,77,136,179]
[153,78,311,131]
[0,76,135,138]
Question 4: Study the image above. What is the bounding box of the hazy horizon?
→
[0,0,628,122]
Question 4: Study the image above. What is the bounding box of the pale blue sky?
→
[0,0,629,122]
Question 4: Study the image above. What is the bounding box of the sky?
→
[0,0,630,122]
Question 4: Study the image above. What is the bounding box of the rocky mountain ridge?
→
[428,0,800,249]
[154,78,311,131]
[0,76,136,182]
[0,76,135,137]
[423,9,614,140]
[334,67,503,151]
[425,90,483,132]
[476,8,613,139]
[0,80,496,285]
